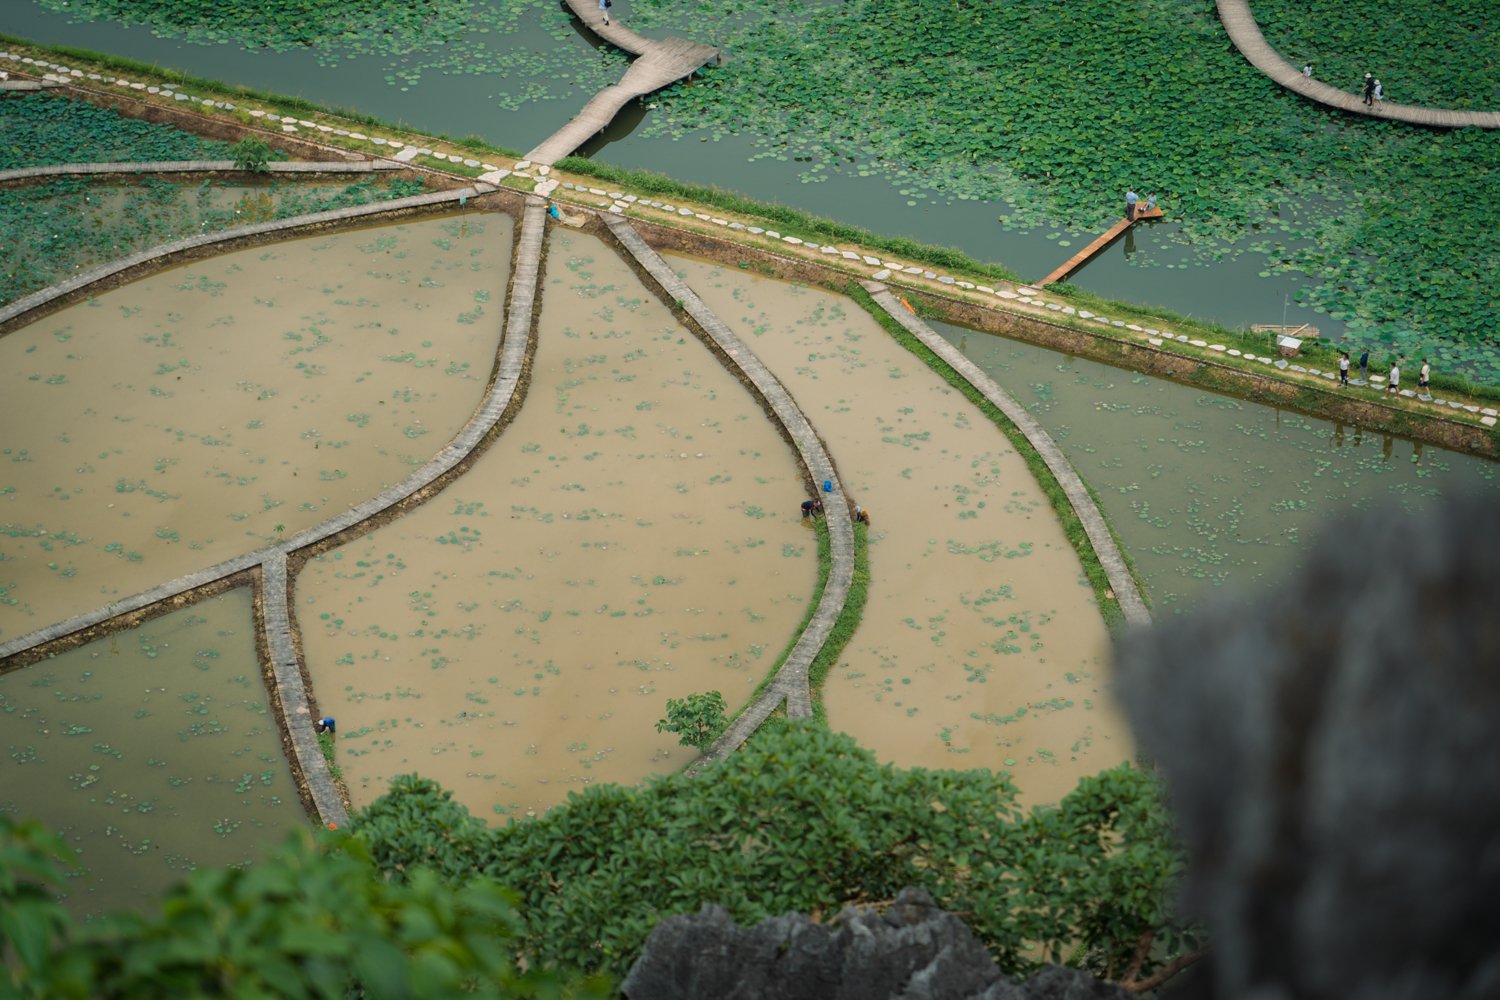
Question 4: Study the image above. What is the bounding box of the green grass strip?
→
[847,282,1141,631]
[317,731,343,782]
[807,522,870,726]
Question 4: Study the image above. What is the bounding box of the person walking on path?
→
[1302,62,1314,79]
[1388,361,1401,395]
[1362,73,1376,107]
[1359,348,1370,381]
[1339,351,1350,386]
[599,0,610,25]
[1374,79,1384,103]
[1419,359,1431,394]
[1125,189,1139,222]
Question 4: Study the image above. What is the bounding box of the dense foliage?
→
[0,176,425,305]
[1253,0,1500,110]
[0,91,230,167]
[355,723,1197,983]
[0,816,607,998]
[626,0,1500,382]
[655,690,727,749]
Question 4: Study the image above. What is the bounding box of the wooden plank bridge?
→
[524,0,718,165]
[1216,0,1500,129]
[1038,205,1163,286]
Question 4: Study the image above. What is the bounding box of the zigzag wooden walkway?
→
[525,0,717,165]
[1217,0,1500,129]
[1039,206,1162,286]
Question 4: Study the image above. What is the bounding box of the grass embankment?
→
[846,282,1144,631]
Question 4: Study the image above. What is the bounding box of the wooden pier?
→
[1038,206,1163,287]
[524,0,718,165]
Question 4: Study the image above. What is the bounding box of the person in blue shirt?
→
[315,717,336,736]
[1125,189,1139,222]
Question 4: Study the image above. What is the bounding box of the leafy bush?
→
[230,136,271,172]
[355,723,1197,982]
[655,691,728,749]
[0,815,609,998]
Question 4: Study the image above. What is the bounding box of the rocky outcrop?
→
[620,887,1128,1000]
[1115,494,1500,1000]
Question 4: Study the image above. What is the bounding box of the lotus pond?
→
[0,212,509,641]
[0,589,305,915]
[927,319,1500,612]
[9,0,1497,380]
[296,230,815,820]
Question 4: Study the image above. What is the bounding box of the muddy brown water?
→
[0,213,511,641]
[0,589,305,915]
[670,258,1133,804]
[297,231,815,820]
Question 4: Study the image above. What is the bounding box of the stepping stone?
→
[1418,394,1434,403]
[1176,335,1189,342]
[747,227,764,235]
[1127,324,1143,332]
[317,124,333,132]
[661,203,676,211]
[1045,302,1062,310]
[1062,306,1077,315]
[608,192,624,200]
[1483,416,1497,427]
[1112,320,1126,327]
[766,231,782,239]
[863,255,881,265]
[1464,404,1478,413]
[393,146,421,162]
[678,208,694,216]
[822,246,839,254]
[872,269,891,280]
[513,160,532,170]
[1149,338,1164,346]
[804,242,820,249]
[977,286,995,294]
[432,152,448,160]
[1322,371,1337,379]
[1190,339,1208,347]
[842,251,861,260]
[1275,359,1289,369]
[481,163,498,171]
[1482,408,1497,417]
[588,187,606,195]
[281,124,297,132]
[728,222,745,230]
[1228,349,1242,357]
[300,120,317,128]
[1093,316,1110,324]
[997,290,1019,300]
[1448,400,1465,408]
[1401,389,1416,397]
[695,213,710,220]
[538,165,551,176]
[175,93,190,101]
[1077,310,1094,319]
[1144,327,1159,334]
[349,132,367,140]
[882,261,904,269]
[1018,286,1042,296]
[938,276,956,284]
[1209,344,1226,351]
[923,271,936,279]
[784,236,803,244]
[713,218,728,226]
[463,158,480,167]
[1350,379,1367,386]
[624,194,638,202]
[1290,365,1307,372]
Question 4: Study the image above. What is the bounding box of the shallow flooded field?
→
[298,231,814,819]
[671,258,1132,804]
[0,589,306,915]
[929,321,1500,611]
[0,212,511,641]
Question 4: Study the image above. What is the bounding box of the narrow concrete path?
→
[1217,0,1500,128]
[524,0,717,165]
[0,160,401,182]
[0,197,548,827]
[861,281,1152,629]
[600,213,855,756]
[0,80,63,91]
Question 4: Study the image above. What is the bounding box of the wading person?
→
[800,497,823,519]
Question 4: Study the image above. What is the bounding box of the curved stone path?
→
[0,160,402,183]
[861,281,1152,628]
[1217,0,1500,128]
[524,0,718,165]
[600,213,856,761]
[0,195,546,826]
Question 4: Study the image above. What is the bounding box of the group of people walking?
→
[1299,64,1385,107]
[1337,349,1431,396]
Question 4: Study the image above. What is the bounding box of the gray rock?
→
[1115,494,1500,1000]
[623,887,1127,1000]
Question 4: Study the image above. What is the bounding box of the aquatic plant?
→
[357,724,1200,984]
[229,136,271,173]
[0,91,230,168]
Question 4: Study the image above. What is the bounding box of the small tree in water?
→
[655,691,727,750]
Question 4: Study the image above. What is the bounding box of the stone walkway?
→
[524,0,718,165]
[0,160,402,182]
[1217,0,1500,128]
[861,281,1153,629]
[0,196,547,827]
[600,213,856,760]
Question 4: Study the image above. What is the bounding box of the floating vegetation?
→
[0,91,230,168]
[0,176,427,307]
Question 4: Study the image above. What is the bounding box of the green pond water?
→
[927,320,1500,612]
[0,589,306,915]
[1,1,1334,338]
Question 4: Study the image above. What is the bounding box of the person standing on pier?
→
[1362,73,1376,106]
[599,0,611,25]
[1125,188,1139,222]
[1302,62,1313,79]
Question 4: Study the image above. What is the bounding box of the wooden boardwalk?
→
[525,0,717,165]
[1039,206,1163,286]
[1217,0,1500,129]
